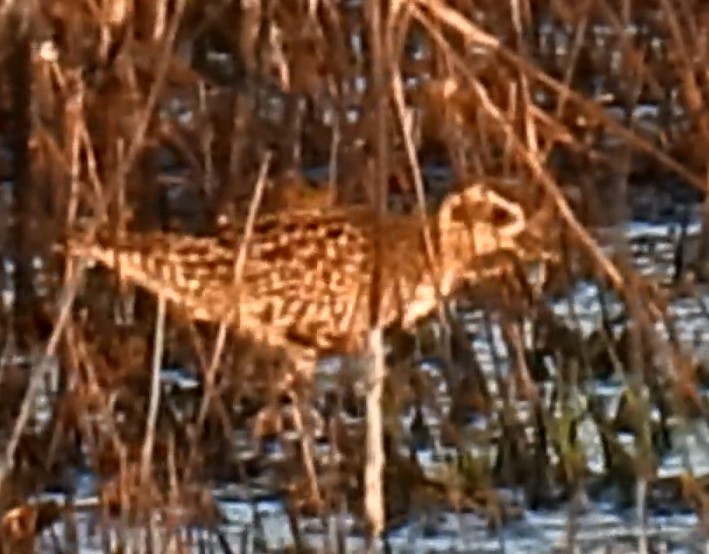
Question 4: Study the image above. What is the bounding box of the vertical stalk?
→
[141,294,167,485]
[6,1,36,349]
[364,0,388,545]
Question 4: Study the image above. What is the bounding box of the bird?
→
[64,184,530,382]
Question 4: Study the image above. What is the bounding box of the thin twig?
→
[140,293,167,485]
[191,152,272,441]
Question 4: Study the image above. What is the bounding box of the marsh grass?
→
[0,0,707,552]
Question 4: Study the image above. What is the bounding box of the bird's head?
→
[436,184,526,262]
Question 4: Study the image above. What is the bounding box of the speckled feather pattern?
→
[66,186,527,358]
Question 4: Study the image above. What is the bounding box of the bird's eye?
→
[489,205,515,226]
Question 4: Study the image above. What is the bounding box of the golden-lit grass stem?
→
[364,327,386,545]
[364,0,388,542]
[233,153,272,289]
[141,293,167,485]
[189,154,272,452]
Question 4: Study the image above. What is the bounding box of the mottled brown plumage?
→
[66,185,528,376]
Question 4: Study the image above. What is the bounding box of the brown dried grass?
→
[0,0,706,551]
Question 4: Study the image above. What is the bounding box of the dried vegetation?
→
[0,0,707,551]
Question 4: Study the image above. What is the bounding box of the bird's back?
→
[218,206,435,352]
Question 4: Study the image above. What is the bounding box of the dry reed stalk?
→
[364,327,385,545]
[191,153,272,436]
[418,0,706,192]
[0,261,85,483]
[139,293,166,486]
[362,0,389,542]
[657,0,709,272]
[0,0,187,524]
